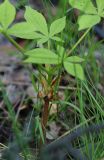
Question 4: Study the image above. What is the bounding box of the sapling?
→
[0,0,103,146]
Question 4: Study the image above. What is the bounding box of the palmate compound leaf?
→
[24,6,48,36]
[64,61,85,80]
[7,22,42,39]
[78,15,101,30]
[69,0,102,30]
[24,48,60,64]
[96,0,104,17]
[69,0,97,14]
[49,17,66,37]
[0,0,16,29]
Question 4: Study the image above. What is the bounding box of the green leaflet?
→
[96,0,104,16]
[24,6,48,36]
[57,45,65,55]
[51,36,63,42]
[49,17,66,37]
[24,48,60,64]
[78,15,100,30]
[7,22,37,38]
[57,45,66,62]
[37,37,49,45]
[64,55,85,80]
[8,32,43,40]
[65,56,84,63]
[64,61,84,80]
[69,0,97,14]
[49,17,66,42]
[0,0,16,29]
